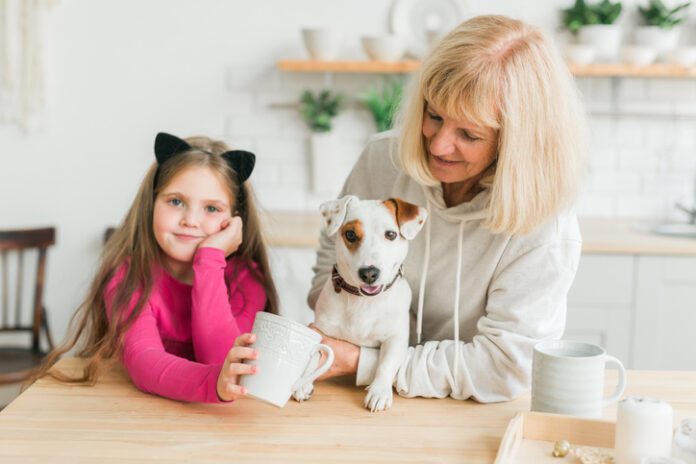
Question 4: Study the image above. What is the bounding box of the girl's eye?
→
[169,198,182,206]
[345,230,357,243]
[206,205,219,213]
[385,230,398,241]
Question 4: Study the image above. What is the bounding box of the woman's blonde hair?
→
[29,135,279,386]
[398,15,587,234]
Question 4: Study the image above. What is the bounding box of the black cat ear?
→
[221,150,256,183]
[154,132,191,165]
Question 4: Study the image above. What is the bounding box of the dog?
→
[293,195,427,412]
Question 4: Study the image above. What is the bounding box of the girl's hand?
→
[216,333,258,402]
[309,324,359,381]
[200,216,243,257]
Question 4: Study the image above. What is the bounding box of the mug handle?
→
[602,354,626,408]
[292,344,334,391]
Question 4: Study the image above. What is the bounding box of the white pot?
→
[621,45,657,66]
[635,26,680,61]
[578,24,622,62]
[301,28,340,61]
[361,35,406,62]
[309,132,341,195]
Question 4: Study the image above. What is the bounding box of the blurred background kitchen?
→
[2,0,696,405]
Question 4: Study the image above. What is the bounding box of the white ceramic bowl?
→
[668,46,696,67]
[301,28,340,61]
[361,35,405,62]
[621,46,658,67]
[564,44,596,66]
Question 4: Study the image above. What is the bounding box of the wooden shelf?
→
[569,62,696,77]
[277,59,421,73]
[278,59,696,78]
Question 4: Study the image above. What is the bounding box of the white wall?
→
[1,0,696,343]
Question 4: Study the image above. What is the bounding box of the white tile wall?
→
[225,72,696,221]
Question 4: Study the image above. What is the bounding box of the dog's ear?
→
[383,198,428,240]
[320,195,357,236]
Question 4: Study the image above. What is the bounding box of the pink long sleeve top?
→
[105,247,267,403]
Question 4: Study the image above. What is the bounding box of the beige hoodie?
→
[308,131,582,402]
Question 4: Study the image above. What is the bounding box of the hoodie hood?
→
[420,183,491,223]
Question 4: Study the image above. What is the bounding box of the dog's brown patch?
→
[340,219,363,253]
[383,198,421,233]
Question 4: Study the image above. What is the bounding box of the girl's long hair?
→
[28,136,279,386]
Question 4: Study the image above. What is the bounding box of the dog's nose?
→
[358,266,380,284]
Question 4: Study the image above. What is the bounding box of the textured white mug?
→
[240,312,334,408]
[531,340,626,418]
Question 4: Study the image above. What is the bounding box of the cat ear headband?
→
[154,132,255,183]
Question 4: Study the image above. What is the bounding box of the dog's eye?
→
[385,230,398,241]
[345,230,358,243]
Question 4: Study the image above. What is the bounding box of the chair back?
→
[0,227,56,352]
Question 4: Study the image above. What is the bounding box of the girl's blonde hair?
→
[398,15,587,234]
[29,135,279,386]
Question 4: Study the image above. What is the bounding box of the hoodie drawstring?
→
[453,220,464,390]
[416,201,431,345]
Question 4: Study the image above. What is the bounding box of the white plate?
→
[390,0,472,58]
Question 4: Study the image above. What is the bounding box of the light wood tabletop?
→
[1,357,696,463]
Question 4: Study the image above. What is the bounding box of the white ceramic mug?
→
[531,340,626,418]
[240,312,334,408]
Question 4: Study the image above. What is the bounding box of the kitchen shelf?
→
[277,59,420,73]
[277,60,696,78]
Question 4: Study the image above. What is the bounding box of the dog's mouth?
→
[359,285,383,296]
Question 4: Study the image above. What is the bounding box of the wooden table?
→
[1,358,696,463]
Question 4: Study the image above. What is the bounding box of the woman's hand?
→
[200,216,243,257]
[216,333,258,402]
[309,324,359,381]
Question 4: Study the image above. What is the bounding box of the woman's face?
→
[421,101,498,185]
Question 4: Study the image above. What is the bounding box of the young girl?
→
[31,132,279,403]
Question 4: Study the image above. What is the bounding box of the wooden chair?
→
[0,227,56,385]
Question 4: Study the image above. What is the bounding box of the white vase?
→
[309,132,340,196]
[301,28,340,61]
[578,24,623,62]
[635,26,680,61]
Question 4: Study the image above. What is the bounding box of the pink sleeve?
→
[106,266,224,404]
[190,247,267,365]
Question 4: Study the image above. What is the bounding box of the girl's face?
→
[153,166,233,277]
[421,102,498,185]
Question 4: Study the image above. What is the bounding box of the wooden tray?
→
[495,411,616,463]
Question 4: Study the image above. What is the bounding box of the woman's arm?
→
[190,248,266,364]
[356,238,582,402]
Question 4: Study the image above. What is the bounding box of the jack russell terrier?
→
[293,195,428,412]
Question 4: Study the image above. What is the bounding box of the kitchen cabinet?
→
[566,254,696,370]
[633,256,696,370]
[565,254,634,366]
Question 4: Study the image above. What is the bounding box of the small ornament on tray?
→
[572,446,615,464]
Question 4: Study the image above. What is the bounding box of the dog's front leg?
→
[364,336,408,412]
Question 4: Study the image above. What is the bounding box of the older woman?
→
[308,15,586,402]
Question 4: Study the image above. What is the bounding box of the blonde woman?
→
[308,15,586,402]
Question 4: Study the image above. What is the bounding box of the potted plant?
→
[635,0,691,60]
[562,0,623,61]
[299,89,343,195]
[361,79,404,133]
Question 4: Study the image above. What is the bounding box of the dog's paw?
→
[363,383,393,412]
[292,382,314,403]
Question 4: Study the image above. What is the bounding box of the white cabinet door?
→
[633,256,696,370]
[566,254,635,367]
[268,247,316,325]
